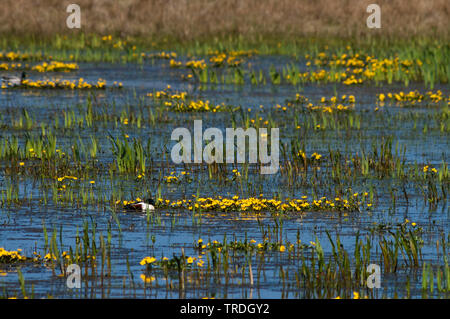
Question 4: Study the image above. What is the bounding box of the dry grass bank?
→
[0,0,448,39]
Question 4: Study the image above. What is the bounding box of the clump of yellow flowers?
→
[0,247,26,263]
[377,90,448,105]
[140,256,156,265]
[32,61,79,72]
[306,51,422,86]
[147,85,188,101]
[144,51,177,60]
[1,77,122,90]
[155,193,371,213]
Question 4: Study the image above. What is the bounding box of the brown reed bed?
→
[0,0,448,40]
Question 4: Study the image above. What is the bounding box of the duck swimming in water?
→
[2,71,26,86]
[123,198,156,212]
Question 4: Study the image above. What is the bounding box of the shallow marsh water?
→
[0,55,448,299]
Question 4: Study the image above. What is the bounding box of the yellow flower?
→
[279,245,286,252]
[187,257,194,264]
[140,256,156,265]
[19,162,25,166]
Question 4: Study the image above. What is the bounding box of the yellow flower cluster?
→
[232,169,241,177]
[56,175,78,182]
[43,253,57,261]
[32,61,79,72]
[296,151,323,161]
[100,35,128,49]
[115,197,143,206]
[311,152,322,160]
[169,59,183,67]
[41,251,95,262]
[209,53,243,67]
[377,90,447,104]
[199,238,294,254]
[101,35,113,41]
[306,103,353,113]
[140,256,156,265]
[164,175,179,183]
[185,59,207,69]
[147,87,188,100]
[99,35,132,49]
[297,150,306,159]
[334,291,365,299]
[0,247,26,263]
[311,52,415,72]
[140,255,204,270]
[0,51,33,61]
[342,75,363,85]
[1,77,121,90]
[144,51,177,59]
[296,95,355,113]
[423,166,438,174]
[306,51,421,85]
[164,171,190,183]
[0,62,28,70]
[169,58,207,69]
[156,193,370,213]
[55,175,80,191]
[0,60,77,73]
[170,52,249,70]
[171,100,225,112]
[275,104,288,111]
[288,69,346,84]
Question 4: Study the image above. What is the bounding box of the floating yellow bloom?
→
[140,256,156,265]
